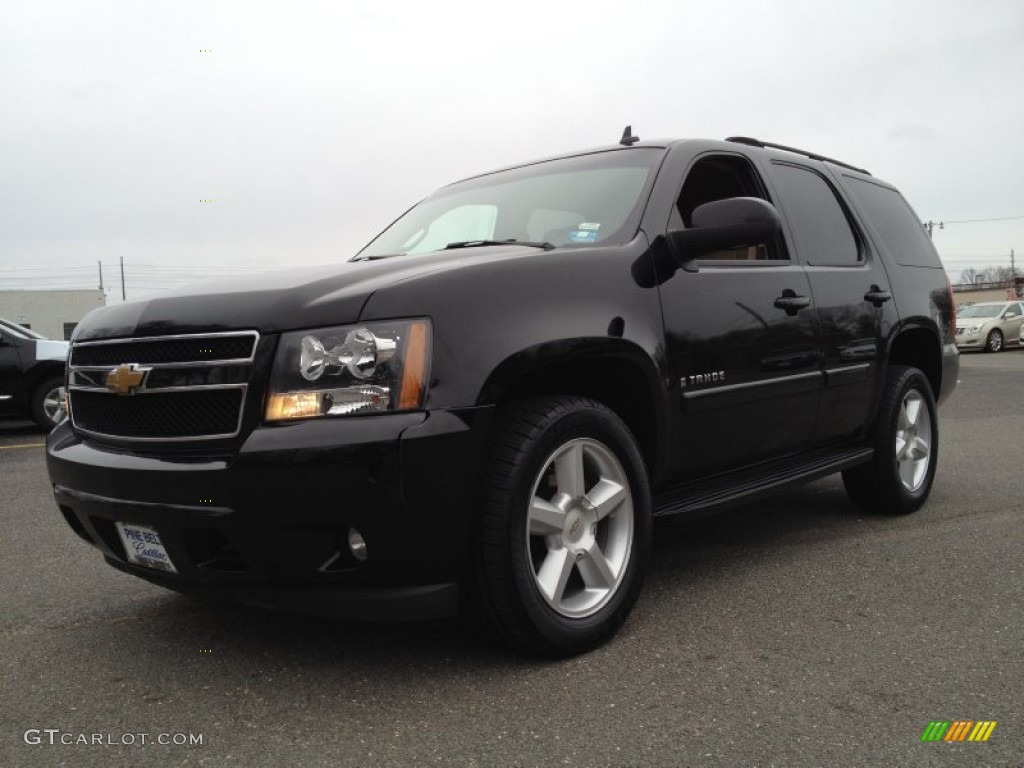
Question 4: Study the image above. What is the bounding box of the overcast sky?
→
[1,0,1022,301]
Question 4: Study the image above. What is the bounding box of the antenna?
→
[619,125,639,146]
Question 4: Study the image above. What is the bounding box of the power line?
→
[940,215,1024,224]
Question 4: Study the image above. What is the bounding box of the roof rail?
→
[725,136,871,176]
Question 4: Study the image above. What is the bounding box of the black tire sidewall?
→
[481,398,651,655]
[874,367,939,511]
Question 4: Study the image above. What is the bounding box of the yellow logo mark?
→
[105,365,147,396]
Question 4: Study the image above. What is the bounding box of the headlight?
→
[266,319,431,421]
[966,325,982,334]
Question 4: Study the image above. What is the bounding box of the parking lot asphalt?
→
[2,349,1022,767]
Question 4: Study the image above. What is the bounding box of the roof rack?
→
[725,136,871,176]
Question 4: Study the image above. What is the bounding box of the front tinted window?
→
[674,153,780,261]
[359,149,663,257]
[771,163,860,265]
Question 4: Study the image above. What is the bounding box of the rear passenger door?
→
[1003,302,1024,345]
[764,161,899,444]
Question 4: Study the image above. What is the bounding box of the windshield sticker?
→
[568,230,599,243]
[578,222,601,231]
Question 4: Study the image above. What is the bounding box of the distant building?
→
[951,278,1021,305]
[0,289,106,339]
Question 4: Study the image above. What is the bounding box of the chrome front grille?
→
[68,331,259,441]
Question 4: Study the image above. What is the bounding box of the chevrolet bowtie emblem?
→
[105,364,148,395]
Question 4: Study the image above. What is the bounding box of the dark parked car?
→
[47,132,958,655]
[0,319,68,428]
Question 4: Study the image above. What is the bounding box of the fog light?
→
[347,527,368,561]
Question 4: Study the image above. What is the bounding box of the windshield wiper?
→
[444,239,555,251]
[350,253,398,262]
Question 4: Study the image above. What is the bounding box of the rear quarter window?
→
[841,176,940,268]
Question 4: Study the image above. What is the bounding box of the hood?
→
[73,246,548,341]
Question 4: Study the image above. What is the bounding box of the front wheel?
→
[985,329,1003,352]
[472,397,651,656]
[843,366,938,515]
[30,376,67,430]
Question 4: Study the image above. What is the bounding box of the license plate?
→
[115,522,178,574]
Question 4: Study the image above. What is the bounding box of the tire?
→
[472,396,651,657]
[842,366,938,515]
[984,329,1003,352]
[30,376,67,430]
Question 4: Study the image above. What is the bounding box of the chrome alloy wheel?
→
[42,385,67,425]
[526,438,633,618]
[896,389,932,492]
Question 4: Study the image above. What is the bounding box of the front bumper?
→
[47,406,494,620]
[955,329,982,348]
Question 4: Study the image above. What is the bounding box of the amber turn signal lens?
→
[398,320,429,410]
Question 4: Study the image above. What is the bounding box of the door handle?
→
[864,286,892,307]
[774,291,811,316]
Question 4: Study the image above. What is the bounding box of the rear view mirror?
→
[667,197,782,267]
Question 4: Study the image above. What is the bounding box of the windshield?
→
[957,304,1004,318]
[357,148,664,258]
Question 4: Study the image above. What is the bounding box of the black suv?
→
[47,133,958,656]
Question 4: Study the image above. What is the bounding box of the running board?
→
[653,447,873,520]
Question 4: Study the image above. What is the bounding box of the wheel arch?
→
[476,339,665,478]
[886,324,942,398]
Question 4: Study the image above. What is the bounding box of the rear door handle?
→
[864,286,892,307]
[774,291,812,316]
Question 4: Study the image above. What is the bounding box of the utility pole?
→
[98,261,104,292]
[120,257,126,301]
[923,220,944,238]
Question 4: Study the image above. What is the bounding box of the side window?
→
[673,154,779,261]
[842,176,937,268]
[770,163,860,265]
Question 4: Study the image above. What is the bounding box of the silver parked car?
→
[955,301,1024,352]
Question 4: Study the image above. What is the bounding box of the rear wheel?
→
[30,376,66,430]
[984,329,1003,352]
[843,366,938,515]
[473,397,651,656]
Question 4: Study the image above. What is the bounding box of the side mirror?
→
[667,197,782,267]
